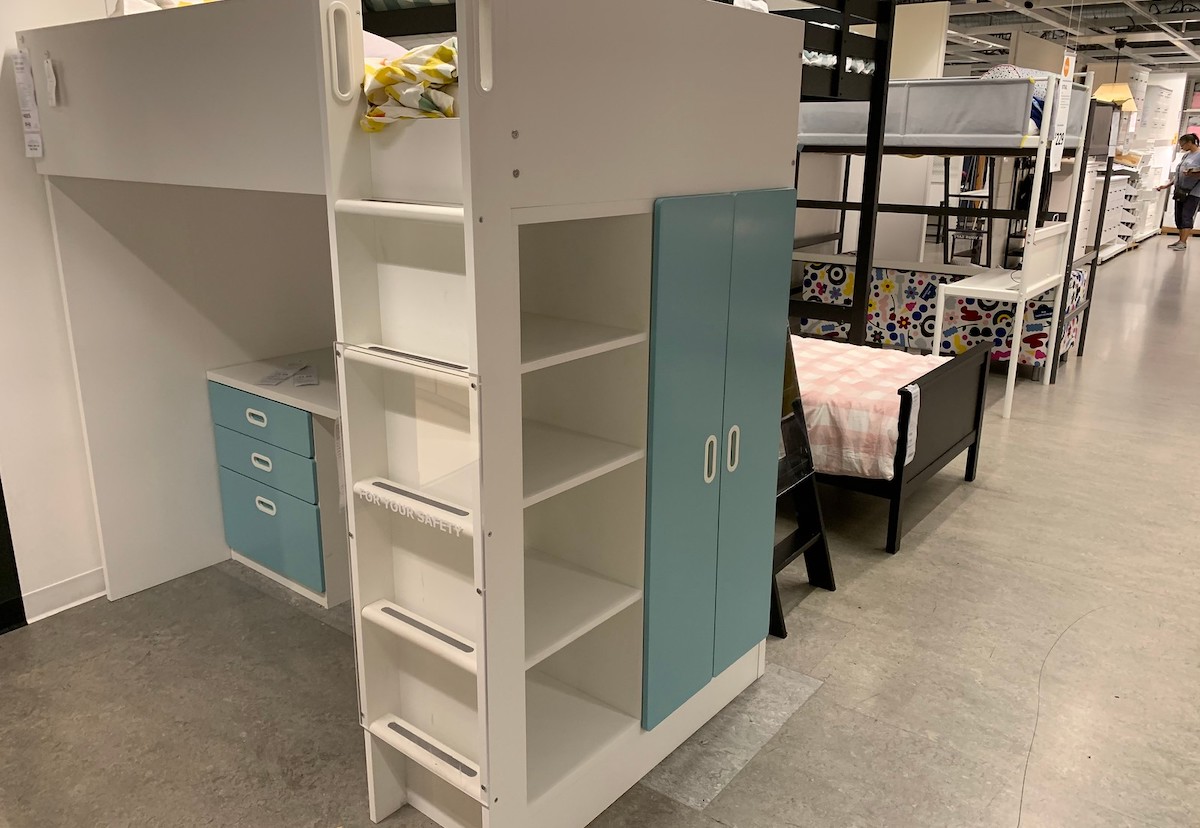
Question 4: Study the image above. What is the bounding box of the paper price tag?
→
[44,55,58,107]
[12,49,43,156]
[13,51,40,126]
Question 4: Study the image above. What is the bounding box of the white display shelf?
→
[368,714,484,804]
[523,421,644,507]
[525,672,639,803]
[362,599,479,674]
[353,477,474,539]
[520,313,646,374]
[524,553,642,669]
[206,349,339,419]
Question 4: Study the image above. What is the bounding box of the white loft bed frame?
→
[926,74,1091,419]
[797,76,1092,150]
[18,2,805,827]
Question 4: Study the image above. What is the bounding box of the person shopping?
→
[1159,133,1200,251]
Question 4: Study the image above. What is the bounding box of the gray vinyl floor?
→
[3,240,1198,827]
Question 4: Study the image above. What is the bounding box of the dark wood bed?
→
[814,341,991,553]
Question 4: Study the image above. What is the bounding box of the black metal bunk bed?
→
[1049,101,1120,384]
[794,99,1094,369]
[775,0,895,347]
[764,0,896,636]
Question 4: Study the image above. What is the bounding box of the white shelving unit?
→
[17,1,805,825]
[322,4,806,828]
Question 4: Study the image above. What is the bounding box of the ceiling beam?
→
[1121,0,1200,62]
[1073,30,1200,44]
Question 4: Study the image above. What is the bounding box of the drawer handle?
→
[255,496,277,516]
[245,408,268,428]
[250,453,273,473]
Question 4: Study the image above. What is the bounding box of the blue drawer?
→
[218,467,325,594]
[214,425,318,505]
[208,381,313,458]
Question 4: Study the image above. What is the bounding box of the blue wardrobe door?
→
[643,193,734,730]
[713,188,797,676]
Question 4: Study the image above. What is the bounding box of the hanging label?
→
[1050,75,1072,173]
[24,132,43,159]
[44,54,58,107]
[12,50,43,157]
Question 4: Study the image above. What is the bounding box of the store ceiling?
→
[938,0,1200,75]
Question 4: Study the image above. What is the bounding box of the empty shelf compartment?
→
[525,553,642,669]
[363,599,478,674]
[354,477,473,539]
[369,714,484,804]
[526,672,639,803]
[520,313,646,374]
[523,422,644,508]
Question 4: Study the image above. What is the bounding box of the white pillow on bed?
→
[363,31,413,60]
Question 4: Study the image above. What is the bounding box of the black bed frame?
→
[816,342,991,554]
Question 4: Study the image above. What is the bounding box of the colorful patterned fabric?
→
[797,261,1089,367]
[791,336,949,481]
[361,38,458,131]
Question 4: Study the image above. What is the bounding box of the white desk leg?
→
[1042,280,1065,387]
[1003,299,1024,419]
[933,284,947,356]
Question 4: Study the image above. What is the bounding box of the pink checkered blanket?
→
[791,336,950,480]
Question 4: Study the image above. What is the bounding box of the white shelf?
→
[368,714,484,804]
[362,599,479,674]
[524,553,642,669]
[207,349,339,420]
[335,198,465,225]
[520,313,646,374]
[523,422,644,508]
[526,672,639,803]
[353,477,474,539]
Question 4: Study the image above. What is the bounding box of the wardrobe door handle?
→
[703,435,718,484]
[327,2,355,102]
[255,496,277,517]
[250,453,273,473]
[245,408,268,428]
[726,425,740,473]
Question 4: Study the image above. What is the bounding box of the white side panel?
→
[49,179,336,599]
[0,4,106,616]
[491,0,803,207]
[18,0,327,193]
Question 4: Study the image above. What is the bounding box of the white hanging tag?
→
[44,53,58,107]
[25,132,44,159]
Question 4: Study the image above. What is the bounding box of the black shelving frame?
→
[776,0,895,346]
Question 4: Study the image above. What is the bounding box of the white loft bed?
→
[797,77,1091,150]
[18,2,805,827]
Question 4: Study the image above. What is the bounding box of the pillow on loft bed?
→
[980,64,1048,128]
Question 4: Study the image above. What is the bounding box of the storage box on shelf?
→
[207,351,348,607]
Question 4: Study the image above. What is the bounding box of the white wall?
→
[0,1,108,621]
[1010,32,1066,74]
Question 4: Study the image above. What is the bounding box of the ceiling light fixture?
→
[1093,37,1138,112]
